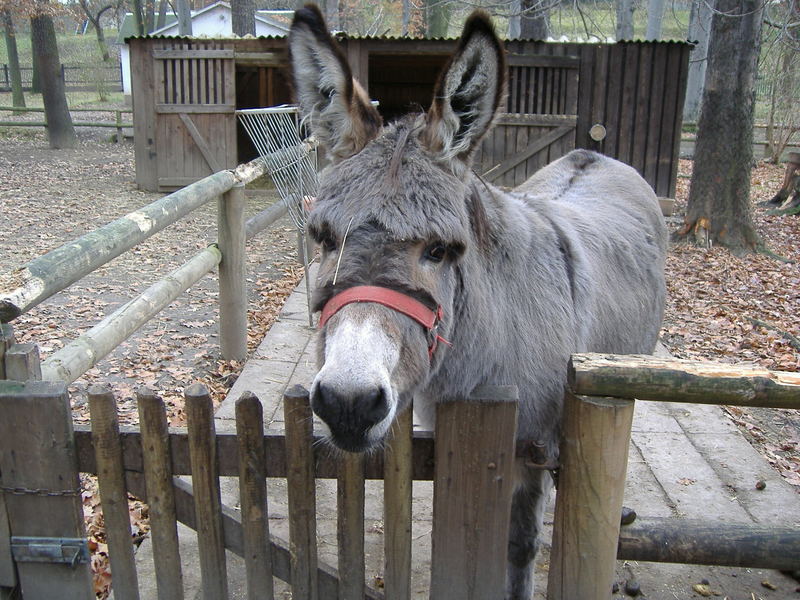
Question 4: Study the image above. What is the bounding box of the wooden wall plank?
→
[644,44,668,188]
[617,44,640,166]
[631,44,654,175]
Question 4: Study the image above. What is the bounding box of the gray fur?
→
[290,7,666,599]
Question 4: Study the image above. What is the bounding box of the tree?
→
[646,0,665,39]
[76,0,120,61]
[176,0,191,35]
[615,0,635,40]
[426,0,451,38]
[521,0,551,39]
[683,0,713,122]
[679,0,763,252]
[1,8,25,110]
[231,0,254,35]
[324,0,339,31]
[31,0,77,149]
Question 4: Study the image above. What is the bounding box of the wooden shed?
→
[129,35,691,197]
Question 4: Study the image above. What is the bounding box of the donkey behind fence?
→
[288,6,667,599]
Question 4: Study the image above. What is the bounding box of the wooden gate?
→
[475,54,579,188]
[152,41,237,190]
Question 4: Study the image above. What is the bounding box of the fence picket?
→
[88,384,140,600]
[185,383,229,600]
[337,451,365,600]
[235,392,274,600]
[283,385,318,600]
[137,388,184,599]
[429,386,518,600]
[383,407,413,600]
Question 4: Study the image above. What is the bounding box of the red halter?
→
[318,285,450,359]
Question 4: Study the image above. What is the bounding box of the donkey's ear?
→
[422,11,506,164]
[289,5,382,162]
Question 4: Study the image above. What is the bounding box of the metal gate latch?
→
[11,537,90,568]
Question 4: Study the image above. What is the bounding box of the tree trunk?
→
[231,0,255,35]
[402,0,410,35]
[645,0,665,39]
[177,0,192,36]
[131,0,144,35]
[508,0,522,39]
[521,0,551,39]
[92,18,110,61]
[681,0,763,252]
[31,12,77,149]
[615,0,635,40]
[682,0,713,122]
[2,10,25,110]
[30,28,41,93]
[324,0,340,31]
[425,0,450,38]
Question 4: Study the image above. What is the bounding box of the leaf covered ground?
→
[663,159,800,491]
[1,121,799,595]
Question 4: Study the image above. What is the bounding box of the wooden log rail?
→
[547,353,800,600]
[568,352,800,408]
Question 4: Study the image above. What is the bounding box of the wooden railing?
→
[0,157,288,382]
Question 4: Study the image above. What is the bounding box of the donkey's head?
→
[289,5,505,451]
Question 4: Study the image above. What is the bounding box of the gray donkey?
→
[289,6,667,598]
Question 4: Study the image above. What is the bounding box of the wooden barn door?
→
[476,54,579,188]
[153,41,237,190]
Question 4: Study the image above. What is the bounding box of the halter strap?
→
[318,285,449,359]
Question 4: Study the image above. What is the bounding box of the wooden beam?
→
[0,171,234,322]
[153,49,234,60]
[507,54,580,68]
[73,425,556,481]
[179,113,222,172]
[569,353,800,409]
[483,126,574,182]
[618,518,800,571]
[40,246,221,384]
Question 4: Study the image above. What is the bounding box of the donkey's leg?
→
[506,467,553,600]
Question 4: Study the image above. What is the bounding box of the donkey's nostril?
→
[360,388,389,427]
[311,383,390,449]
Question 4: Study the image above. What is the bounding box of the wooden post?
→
[0,380,94,598]
[4,343,41,381]
[116,110,123,144]
[218,182,248,361]
[429,386,518,600]
[0,326,15,596]
[336,451,365,600]
[0,324,14,380]
[547,391,634,600]
[136,388,184,599]
[383,407,412,600]
[88,384,140,600]
[283,385,318,600]
[235,392,274,600]
[185,383,228,600]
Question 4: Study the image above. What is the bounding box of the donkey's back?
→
[516,149,668,355]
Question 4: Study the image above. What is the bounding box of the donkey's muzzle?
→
[312,383,389,452]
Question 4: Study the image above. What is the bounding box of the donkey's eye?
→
[320,235,337,253]
[423,242,447,263]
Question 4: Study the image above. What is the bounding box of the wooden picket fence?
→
[2,331,800,599]
[0,327,524,599]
